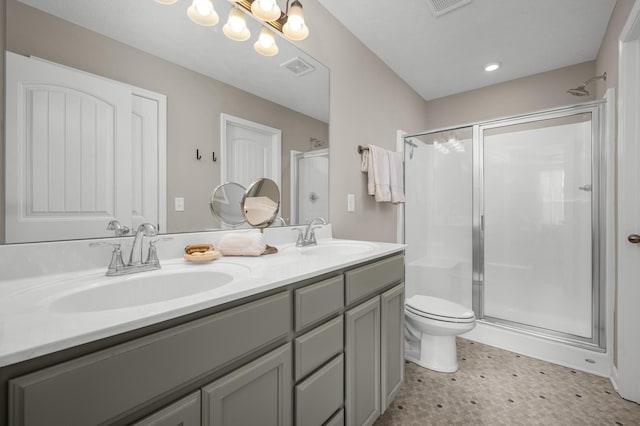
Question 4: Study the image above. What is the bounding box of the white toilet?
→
[404,295,476,373]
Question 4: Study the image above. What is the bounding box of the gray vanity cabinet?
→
[4,252,405,426]
[344,255,405,426]
[201,343,292,426]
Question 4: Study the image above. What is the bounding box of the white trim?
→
[396,130,406,244]
[290,150,301,225]
[615,0,640,403]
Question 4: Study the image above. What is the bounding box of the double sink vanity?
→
[0,226,405,426]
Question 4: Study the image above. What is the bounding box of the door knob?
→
[628,234,640,244]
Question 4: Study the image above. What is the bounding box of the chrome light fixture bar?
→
[155,0,309,57]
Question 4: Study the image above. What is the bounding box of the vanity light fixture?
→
[155,0,309,56]
[484,62,501,72]
[254,27,279,56]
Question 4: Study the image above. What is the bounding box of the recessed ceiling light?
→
[485,62,501,72]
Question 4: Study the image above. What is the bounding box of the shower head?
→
[567,85,590,96]
[567,72,606,96]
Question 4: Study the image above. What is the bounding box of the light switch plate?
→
[347,194,355,212]
[175,197,185,212]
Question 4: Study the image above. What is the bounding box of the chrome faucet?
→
[293,217,327,247]
[128,223,158,266]
[92,222,162,276]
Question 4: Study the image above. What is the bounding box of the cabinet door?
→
[202,343,292,426]
[345,297,380,426]
[380,283,405,412]
[132,391,200,426]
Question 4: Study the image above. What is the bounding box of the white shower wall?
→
[404,130,473,309]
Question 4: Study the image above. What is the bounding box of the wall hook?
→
[212,152,217,162]
[196,149,202,160]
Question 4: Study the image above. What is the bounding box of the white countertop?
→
[0,236,404,367]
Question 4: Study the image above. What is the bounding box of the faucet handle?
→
[107,220,130,237]
[292,227,304,246]
[145,237,172,266]
[90,242,126,274]
[308,226,322,244]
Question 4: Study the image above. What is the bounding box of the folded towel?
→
[388,151,405,204]
[218,232,267,256]
[368,145,391,202]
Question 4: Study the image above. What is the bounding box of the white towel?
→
[218,232,267,256]
[368,145,391,202]
[388,151,405,204]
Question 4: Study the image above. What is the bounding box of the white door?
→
[220,114,281,188]
[616,1,640,403]
[5,52,132,243]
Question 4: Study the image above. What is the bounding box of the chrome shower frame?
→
[403,99,608,352]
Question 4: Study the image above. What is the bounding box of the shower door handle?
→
[628,234,640,244]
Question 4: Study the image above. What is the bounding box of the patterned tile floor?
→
[376,338,640,425]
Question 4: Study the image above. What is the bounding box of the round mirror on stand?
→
[209,182,246,228]
[241,178,281,254]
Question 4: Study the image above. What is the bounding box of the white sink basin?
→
[51,269,235,312]
[295,241,375,256]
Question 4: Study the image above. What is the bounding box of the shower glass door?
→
[476,107,602,346]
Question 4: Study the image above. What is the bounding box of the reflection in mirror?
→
[241,178,281,228]
[2,0,329,244]
[209,183,247,228]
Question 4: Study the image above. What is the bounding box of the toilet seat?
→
[406,295,475,324]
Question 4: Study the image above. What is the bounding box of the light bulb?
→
[259,31,274,48]
[187,0,219,26]
[283,1,308,40]
[254,27,278,56]
[195,0,213,16]
[223,7,250,41]
[258,0,275,11]
[251,0,280,21]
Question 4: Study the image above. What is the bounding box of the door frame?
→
[614,0,640,402]
[220,113,281,187]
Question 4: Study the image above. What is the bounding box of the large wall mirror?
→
[3,0,329,244]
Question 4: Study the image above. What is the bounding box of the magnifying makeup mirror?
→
[209,182,246,227]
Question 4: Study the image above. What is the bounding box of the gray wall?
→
[423,61,597,130]
[298,1,430,243]
[3,0,328,235]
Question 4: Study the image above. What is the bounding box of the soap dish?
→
[184,250,222,263]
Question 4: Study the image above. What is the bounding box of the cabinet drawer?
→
[295,354,344,426]
[9,292,291,426]
[295,275,344,331]
[132,391,200,426]
[345,255,404,305]
[294,316,343,381]
[325,408,345,426]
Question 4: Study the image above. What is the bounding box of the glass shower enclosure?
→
[404,102,606,350]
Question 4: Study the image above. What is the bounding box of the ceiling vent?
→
[427,0,471,17]
[280,57,315,77]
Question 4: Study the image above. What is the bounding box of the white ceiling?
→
[318,0,616,100]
